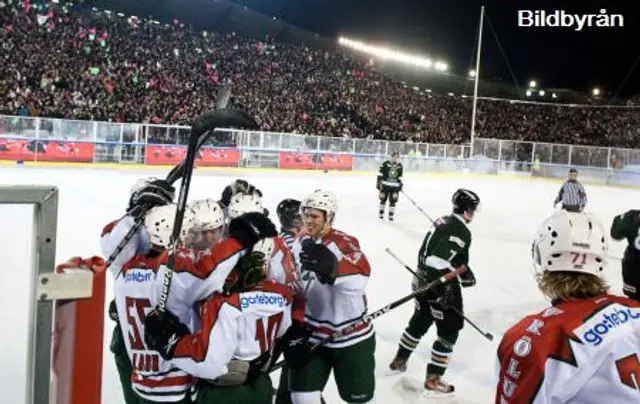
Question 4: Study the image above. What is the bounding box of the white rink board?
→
[0,165,635,404]
[0,203,34,404]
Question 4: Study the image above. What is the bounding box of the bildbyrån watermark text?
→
[518,9,624,31]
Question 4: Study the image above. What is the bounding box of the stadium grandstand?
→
[1,0,639,153]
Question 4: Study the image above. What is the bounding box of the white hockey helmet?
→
[228,193,264,219]
[144,204,197,248]
[189,198,225,231]
[301,189,338,222]
[532,210,608,277]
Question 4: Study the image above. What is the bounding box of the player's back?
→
[233,281,294,362]
[114,253,194,402]
[611,209,640,258]
[496,294,640,404]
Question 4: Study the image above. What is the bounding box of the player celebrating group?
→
[496,210,640,403]
[377,150,403,221]
[389,188,480,397]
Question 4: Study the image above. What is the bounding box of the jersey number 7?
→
[616,353,640,390]
[255,312,284,353]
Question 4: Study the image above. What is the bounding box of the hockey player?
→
[496,210,640,403]
[274,197,304,404]
[102,177,176,404]
[277,198,303,249]
[111,204,198,403]
[377,150,403,221]
[186,198,226,251]
[144,240,297,404]
[286,189,376,404]
[389,188,480,397]
[610,209,640,300]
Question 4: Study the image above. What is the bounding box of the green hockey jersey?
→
[417,214,472,284]
[377,160,403,188]
[611,209,640,258]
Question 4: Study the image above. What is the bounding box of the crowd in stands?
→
[1,1,639,149]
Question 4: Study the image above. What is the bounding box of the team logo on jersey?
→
[240,293,286,309]
[125,270,153,283]
[576,303,640,346]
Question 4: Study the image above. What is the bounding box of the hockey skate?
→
[388,356,408,373]
[423,374,455,398]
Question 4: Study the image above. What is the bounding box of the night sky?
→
[97,0,640,97]
[234,0,640,97]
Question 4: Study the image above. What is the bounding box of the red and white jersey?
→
[495,294,640,404]
[267,236,300,292]
[292,228,373,348]
[100,216,151,274]
[114,254,194,402]
[171,281,294,380]
[152,238,249,331]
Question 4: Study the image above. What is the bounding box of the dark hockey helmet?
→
[277,198,302,229]
[452,189,480,214]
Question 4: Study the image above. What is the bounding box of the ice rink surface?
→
[0,164,636,404]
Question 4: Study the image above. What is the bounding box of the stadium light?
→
[468,70,476,78]
[528,80,537,88]
[552,93,558,98]
[539,90,545,96]
[592,87,601,96]
[338,36,448,72]
[526,90,532,97]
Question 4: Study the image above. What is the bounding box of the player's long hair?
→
[537,271,609,301]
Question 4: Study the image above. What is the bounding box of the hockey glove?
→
[300,239,338,285]
[128,179,175,217]
[224,250,268,295]
[220,180,263,208]
[108,299,119,322]
[144,308,189,360]
[228,212,278,249]
[459,266,476,288]
[430,283,457,310]
[280,321,313,370]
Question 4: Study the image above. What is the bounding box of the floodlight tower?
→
[469,6,485,159]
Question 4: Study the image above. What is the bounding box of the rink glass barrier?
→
[1,114,640,187]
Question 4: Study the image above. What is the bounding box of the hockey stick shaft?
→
[270,265,466,372]
[385,247,494,341]
[107,85,235,271]
[158,109,258,312]
[401,190,435,224]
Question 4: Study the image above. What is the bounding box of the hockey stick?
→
[157,108,258,312]
[385,247,494,341]
[106,86,235,271]
[401,190,436,223]
[270,265,466,372]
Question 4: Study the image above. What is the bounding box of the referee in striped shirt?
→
[554,168,587,212]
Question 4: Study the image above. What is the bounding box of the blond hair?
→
[537,271,609,301]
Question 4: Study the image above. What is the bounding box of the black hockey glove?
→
[128,179,175,217]
[300,239,338,285]
[220,180,263,208]
[228,212,278,249]
[108,299,118,322]
[144,308,190,360]
[280,321,314,370]
[459,265,476,288]
[430,283,457,310]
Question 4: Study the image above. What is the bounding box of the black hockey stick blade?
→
[270,266,466,372]
[157,108,258,312]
